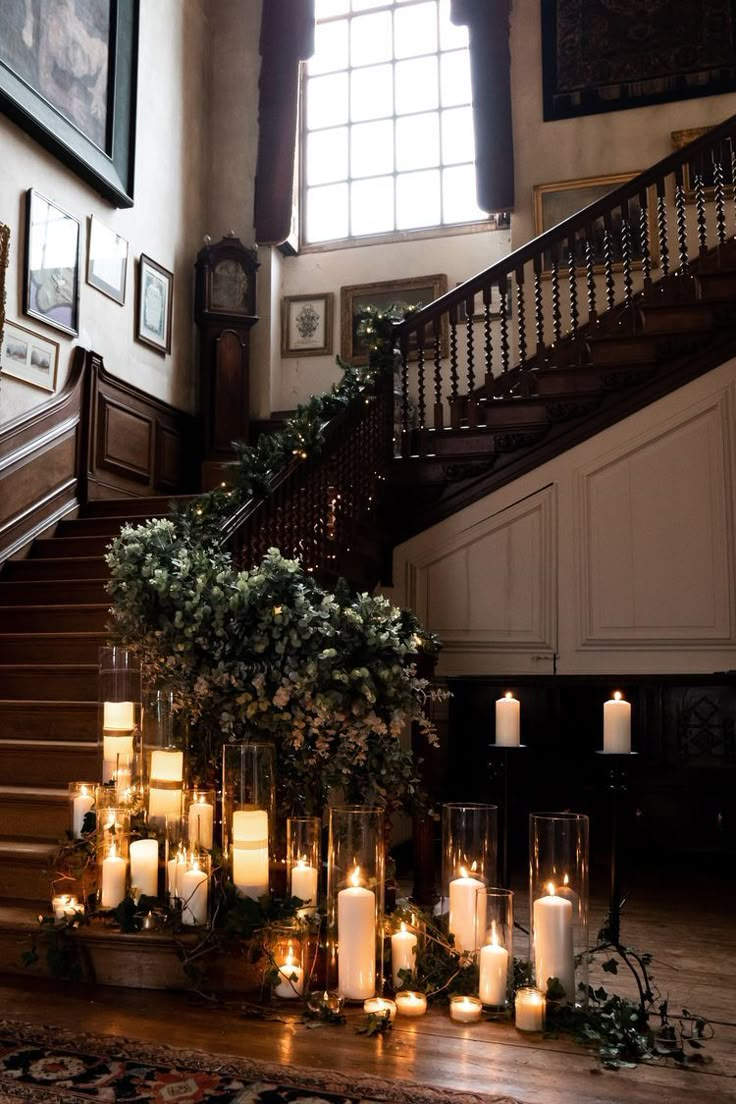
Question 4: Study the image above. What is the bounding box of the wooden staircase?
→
[0,497,178,905]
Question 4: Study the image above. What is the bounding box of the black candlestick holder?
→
[595,750,638,945]
[488,744,526,889]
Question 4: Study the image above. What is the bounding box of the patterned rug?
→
[0,1020,521,1104]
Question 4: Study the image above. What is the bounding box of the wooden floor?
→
[0,872,734,1104]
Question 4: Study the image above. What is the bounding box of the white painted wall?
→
[388,359,736,678]
[0,0,214,426]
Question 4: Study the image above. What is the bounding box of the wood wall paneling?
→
[97,396,152,484]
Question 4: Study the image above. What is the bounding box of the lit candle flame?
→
[563,873,569,886]
[109,841,117,860]
[545,881,556,896]
[470,860,478,873]
[198,794,205,805]
[350,865,361,887]
[613,690,623,701]
[505,691,513,700]
[491,920,499,946]
[80,785,88,797]
[400,921,407,934]
[459,865,468,878]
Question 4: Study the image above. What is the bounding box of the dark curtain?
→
[254,0,315,245]
[451,0,514,213]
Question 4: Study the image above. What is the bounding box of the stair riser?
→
[587,339,659,366]
[84,496,177,518]
[0,581,108,605]
[0,636,106,664]
[0,704,97,742]
[31,537,113,559]
[0,744,97,787]
[0,860,53,904]
[0,607,109,632]
[56,517,152,538]
[696,273,736,301]
[3,558,107,581]
[0,799,68,841]
[639,306,715,334]
[0,668,97,701]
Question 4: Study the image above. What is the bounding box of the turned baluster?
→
[533,254,546,360]
[713,143,727,247]
[639,188,652,288]
[482,282,494,394]
[620,200,633,310]
[730,136,736,229]
[567,238,579,337]
[433,317,444,430]
[550,251,562,350]
[584,228,597,323]
[693,154,708,257]
[499,275,510,375]
[465,295,477,427]
[449,305,460,428]
[416,324,426,439]
[674,166,689,275]
[656,179,670,278]
[602,210,615,311]
[400,338,411,457]
[515,266,527,374]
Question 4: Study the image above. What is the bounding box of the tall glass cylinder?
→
[530,812,589,1006]
[327,805,385,1002]
[477,887,513,1012]
[287,815,321,918]
[142,688,187,827]
[222,742,275,899]
[442,803,498,953]
[96,807,130,909]
[98,646,141,790]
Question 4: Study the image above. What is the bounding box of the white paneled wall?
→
[389,358,736,677]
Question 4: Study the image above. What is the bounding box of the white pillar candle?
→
[274,948,304,998]
[363,996,396,1020]
[448,867,485,953]
[232,809,269,898]
[395,991,427,1017]
[103,701,136,730]
[72,786,94,837]
[495,692,520,746]
[449,995,483,1023]
[291,859,319,918]
[533,882,575,1001]
[167,850,186,899]
[101,843,127,908]
[515,987,546,1031]
[188,796,214,850]
[337,866,376,1000]
[181,862,209,926]
[148,749,184,819]
[603,691,631,754]
[102,732,135,784]
[130,838,159,898]
[391,922,418,987]
[479,922,509,1006]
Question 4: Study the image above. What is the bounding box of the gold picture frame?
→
[340,274,448,367]
[533,173,658,275]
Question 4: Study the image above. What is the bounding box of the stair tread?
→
[0,786,68,799]
[0,700,97,709]
[0,738,97,747]
[0,839,55,857]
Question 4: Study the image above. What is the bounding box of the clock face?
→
[210,259,249,313]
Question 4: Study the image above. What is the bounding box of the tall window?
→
[302,0,485,246]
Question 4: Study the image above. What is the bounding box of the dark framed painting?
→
[87,216,128,305]
[533,173,658,275]
[282,292,333,357]
[340,274,448,367]
[0,0,139,207]
[23,189,81,337]
[542,0,736,121]
[0,221,8,358]
[136,254,173,355]
[1,319,59,393]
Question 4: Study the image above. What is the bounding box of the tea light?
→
[449,995,483,1024]
[51,894,82,920]
[274,946,305,998]
[391,921,418,987]
[363,996,397,1021]
[306,989,344,1015]
[395,991,428,1017]
[515,986,545,1032]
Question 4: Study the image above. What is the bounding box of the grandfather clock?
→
[194,234,259,489]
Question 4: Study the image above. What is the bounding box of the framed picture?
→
[0,1,138,207]
[671,127,735,204]
[87,216,128,305]
[281,293,333,357]
[23,189,81,337]
[341,274,448,367]
[136,254,173,354]
[1,319,59,393]
[533,173,657,275]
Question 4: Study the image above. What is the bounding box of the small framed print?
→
[87,216,128,305]
[1,320,59,393]
[282,292,333,357]
[24,189,80,336]
[136,254,173,354]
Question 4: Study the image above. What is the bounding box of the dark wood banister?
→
[396,113,736,333]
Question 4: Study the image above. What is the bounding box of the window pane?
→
[440,50,472,106]
[442,164,485,223]
[396,168,441,228]
[439,0,468,49]
[316,0,349,17]
[351,176,394,235]
[307,182,349,242]
[395,56,438,114]
[441,106,475,164]
[306,73,349,129]
[307,127,349,184]
[350,63,393,121]
[395,2,437,59]
[352,0,390,9]
[351,119,394,177]
[396,112,439,171]
[309,19,349,75]
[351,11,393,67]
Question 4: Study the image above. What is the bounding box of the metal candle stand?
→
[487,744,526,889]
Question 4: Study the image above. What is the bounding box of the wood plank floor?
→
[0,871,734,1104]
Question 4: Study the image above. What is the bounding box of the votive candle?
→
[363,996,396,1020]
[515,986,545,1031]
[395,991,427,1017]
[449,995,483,1023]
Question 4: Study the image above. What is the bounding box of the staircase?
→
[0,497,178,905]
